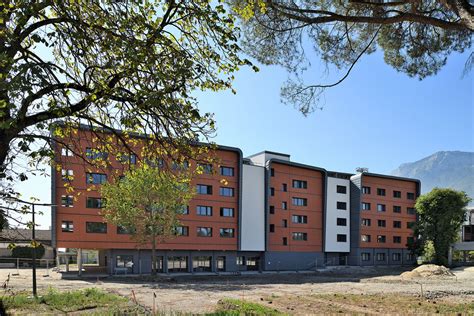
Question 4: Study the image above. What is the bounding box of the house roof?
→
[0,229,51,243]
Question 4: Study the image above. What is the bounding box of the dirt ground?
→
[1,266,473,314]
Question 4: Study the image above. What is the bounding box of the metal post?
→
[46,259,49,277]
[16,258,19,275]
[32,204,37,297]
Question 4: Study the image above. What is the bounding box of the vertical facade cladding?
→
[52,125,421,274]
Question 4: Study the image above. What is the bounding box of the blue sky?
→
[16,47,474,229]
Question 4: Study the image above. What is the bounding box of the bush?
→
[11,244,45,259]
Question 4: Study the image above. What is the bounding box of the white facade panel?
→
[248,152,290,166]
[325,177,351,252]
[241,164,266,251]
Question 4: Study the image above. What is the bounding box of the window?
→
[176,226,189,236]
[61,195,73,207]
[377,188,386,196]
[86,222,107,233]
[219,187,234,197]
[116,255,134,273]
[281,201,287,210]
[361,253,371,261]
[269,224,275,233]
[407,222,416,229]
[282,219,288,228]
[282,237,288,245]
[197,227,212,237]
[61,169,74,181]
[393,221,402,228]
[393,205,402,213]
[117,225,134,234]
[61,148,74,156]
[292,232,307,241]
[85,147,108,160]
[168,256,187,273]
[337,202,347,210]
[236,256,245,266]
[220,228,234,238]
[86,173,107,185]
[282,183,287,192]
[292,197,307,206]
[292,215,307,224]
[361,218,371,226]
[292,180,307,189]
[407,192,415,200]
[180,206,189,215]
[86,197,105,209]
[117,153,137,164]
[198,163,213,174]
[220,207,234,217]
[393,236,401,243]
[378,220,386,227]
[362,202,371,210]
[407,207,416,215]
[270,187,275,196]
[362,186,371,194]
[407,236,415,245]
[406,253,415,261]
[196,184,212,195]
[377,235,386,243]
[197,206,212,216]
[270,168,275,177]
[61,221,73,232]
[393,190,401,198]
[193,256,212,272]
[392,253,401,261]
[145,157,164,168]
[172,160,189,170]
[269,206,275,214]
[377,204,386,212]
[220,166,234,176]
[337,218,347,226]
[336,185,347,194]
[361,234,371,242]
[337,234,347,242]
[376,253,386,261]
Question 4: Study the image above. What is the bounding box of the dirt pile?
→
[401,264,455,279]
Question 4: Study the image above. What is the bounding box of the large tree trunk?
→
[0,132,11,179]
[151,233,157,275]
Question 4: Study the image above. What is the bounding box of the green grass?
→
[0,287,136,314]
[210,298,285,315]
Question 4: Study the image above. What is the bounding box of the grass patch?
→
[0,287,135,314]
[211,298,285,315]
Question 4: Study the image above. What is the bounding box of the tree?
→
[101,164,194,275]
[0,1,253,220]
[414,188,471,266]
[231,0,473,114]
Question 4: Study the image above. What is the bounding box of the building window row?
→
[195,206,235,217]
[196,184,235,197]
[361,252,413,262]
[62,221,235,238]
[361,202,415,215]
[362,186,415,200]
[361,234,410,244]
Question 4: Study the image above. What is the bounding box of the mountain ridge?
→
[391,151,473,205]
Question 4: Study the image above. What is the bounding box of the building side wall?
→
[267,162,324,252]
[241,164,265,251]
[54,129,241,251]
[325,177,351,252]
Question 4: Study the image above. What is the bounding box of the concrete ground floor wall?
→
[348,248,416,266]
[102,249,264,274]
[263,251,325,271]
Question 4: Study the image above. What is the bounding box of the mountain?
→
[391,151,474,204]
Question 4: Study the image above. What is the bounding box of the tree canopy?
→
[101,164,194,274]
[414,187,471,265]
[0,1,253,223]
[232,0,473,114]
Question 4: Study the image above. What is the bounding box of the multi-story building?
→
[52,124,420,274]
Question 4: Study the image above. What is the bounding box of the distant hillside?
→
[391,151,474,204]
